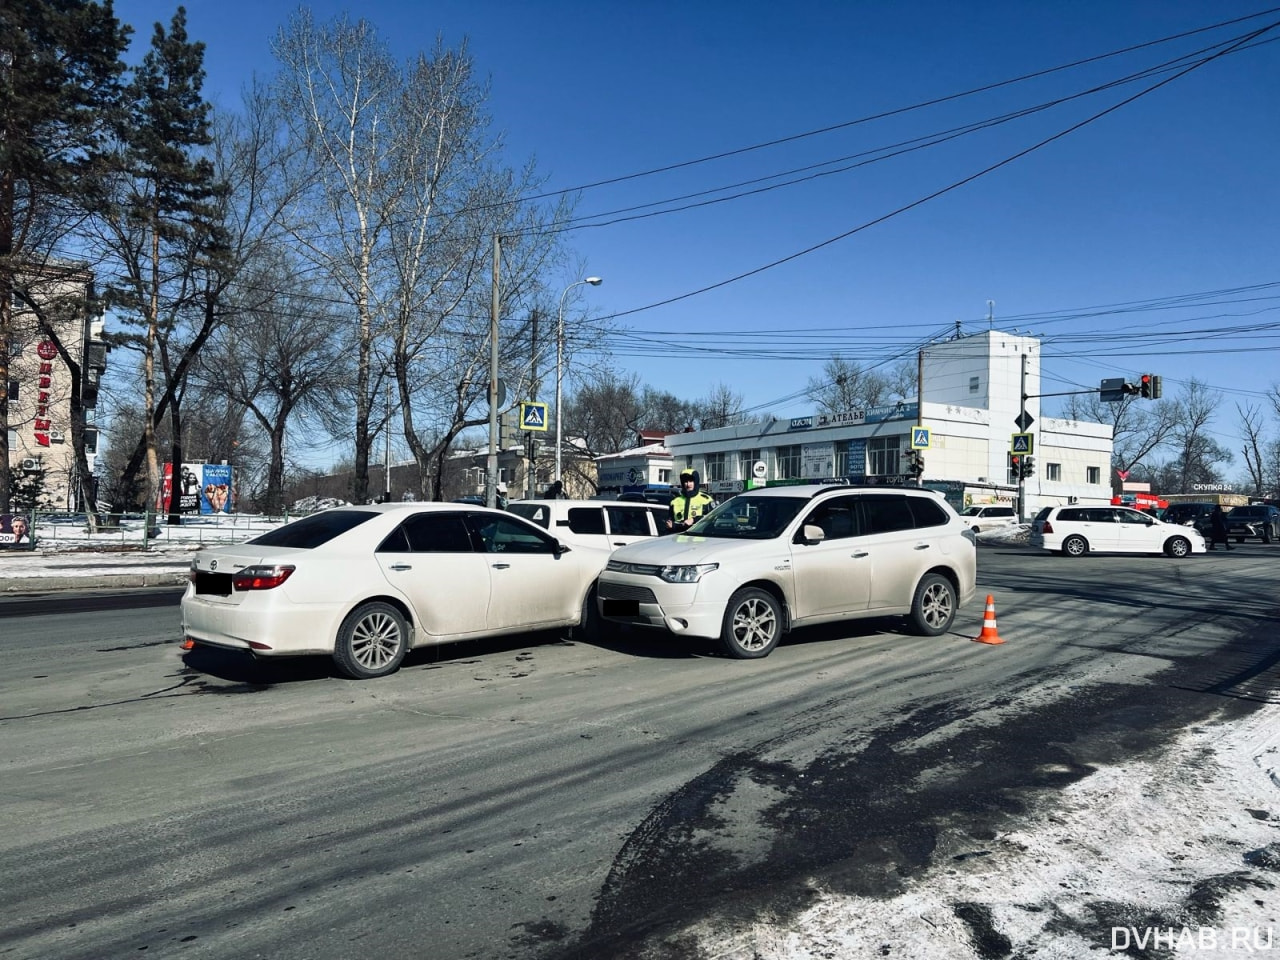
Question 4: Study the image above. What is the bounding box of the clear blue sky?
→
[112,1,1280,470]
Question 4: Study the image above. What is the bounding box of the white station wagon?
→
[1030,504,1206,557]
[597,485,977,659]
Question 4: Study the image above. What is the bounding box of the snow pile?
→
[684,706,1280,958]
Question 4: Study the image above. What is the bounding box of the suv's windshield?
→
[686,496,807,539]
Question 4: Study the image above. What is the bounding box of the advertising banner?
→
[158,463,234,514]
[801,443,834,479]
[200,463,233,514]
[0,513,34,548]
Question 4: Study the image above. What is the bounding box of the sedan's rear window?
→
[248,510,377,548]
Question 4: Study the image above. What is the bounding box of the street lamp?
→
[555,276,603,487]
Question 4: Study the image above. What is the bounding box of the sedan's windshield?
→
[686,496,807,539]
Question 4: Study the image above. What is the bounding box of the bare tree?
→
[693,382,747,430]
[1060,390,1179,494]
[1168,379,1231,491]
[272,15,576,504]
[1238,402,1268,497]
[564,370,646,458]
[806,357,891,413]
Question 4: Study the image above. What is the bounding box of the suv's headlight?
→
[658,563,718,583]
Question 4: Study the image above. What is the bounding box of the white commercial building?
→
[664,331,1113,518]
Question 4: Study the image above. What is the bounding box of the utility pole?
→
[384,379,392,502]
[915,348,925,487]
[526,309,539,500]
[487,235,500,509]
[1018,353,1027,521]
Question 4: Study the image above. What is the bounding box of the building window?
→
[5,380,16,401]
[658,468,671,484]
[7,340,21,358]
[834,440,861,477]
[1046,463,1061,482]
[738,448,759,480]
[866,436,901,477]
[775,445,802,479]
[969,376,980,394]
[1086,466,1101,485]
[704,452,727,482]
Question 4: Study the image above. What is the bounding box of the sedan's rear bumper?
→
[181,592,343,656]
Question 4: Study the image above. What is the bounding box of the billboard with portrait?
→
[0,513,34,548]
[158,463,235,515]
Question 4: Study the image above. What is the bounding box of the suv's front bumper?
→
[597,574,726,639]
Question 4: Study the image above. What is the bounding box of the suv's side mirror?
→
[797,524,826,544]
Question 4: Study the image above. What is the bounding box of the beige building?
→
[6,263,108,510]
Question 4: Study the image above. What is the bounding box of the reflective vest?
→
[671,491,715,525]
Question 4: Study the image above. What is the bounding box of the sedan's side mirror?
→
[555,541,571,557]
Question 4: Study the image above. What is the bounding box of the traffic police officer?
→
[668,469,715,533]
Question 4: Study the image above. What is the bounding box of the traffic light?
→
[1009,453,1021,478]
[909,450,925,477]
[1139,374,1152,399]
[1150,374,1162,399]
[1021,456,1035,479]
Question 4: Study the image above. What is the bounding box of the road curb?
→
[1,572,189,593]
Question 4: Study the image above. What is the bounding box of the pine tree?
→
[110,6,225,519]
[0,0,129,513]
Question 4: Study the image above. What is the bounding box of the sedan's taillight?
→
[233,565,296,591]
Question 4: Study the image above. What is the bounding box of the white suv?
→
[597,485,977,659]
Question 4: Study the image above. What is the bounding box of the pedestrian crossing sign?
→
[519,401,549,432]
[1011,432,1033,454]
[911,427,930,449]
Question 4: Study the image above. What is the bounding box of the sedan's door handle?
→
[612,541,627,547]
[914,543,931,550]
[492,562,511,569]
[389,563,412,571]
[851,550,870,558]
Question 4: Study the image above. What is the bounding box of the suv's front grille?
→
[599,582,658,604]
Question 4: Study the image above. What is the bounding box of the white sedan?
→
[181,503,609,679]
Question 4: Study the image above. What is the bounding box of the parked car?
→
[1161,501,1216,535]
[958,504,1018,533]
[1029,505,1205,557]
[181,503,611,679]
[1225,504,1280,543]
[507,498,670,550]
[597,484,977,659]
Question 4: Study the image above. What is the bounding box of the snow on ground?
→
[679,703,1280,958]
[0,514,282,578]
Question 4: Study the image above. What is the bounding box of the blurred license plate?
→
[603,599,638,617]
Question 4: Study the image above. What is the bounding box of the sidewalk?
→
[0,546,195,593]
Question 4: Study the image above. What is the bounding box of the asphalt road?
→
[1,546,1277,959]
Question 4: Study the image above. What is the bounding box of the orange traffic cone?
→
[179,638,196,651]
[972,594,1005,645]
